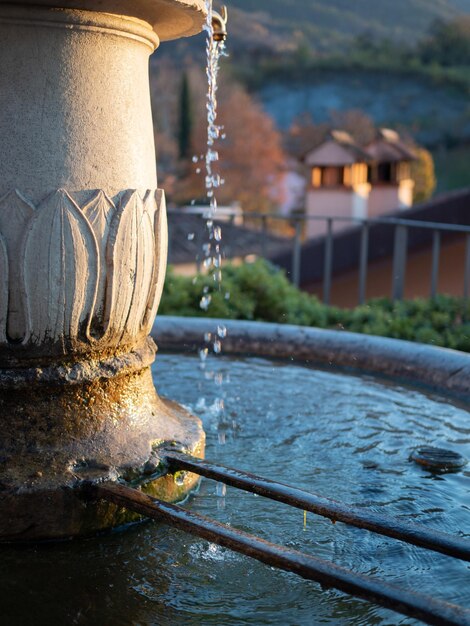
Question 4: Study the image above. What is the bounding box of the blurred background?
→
[152,0,470,307]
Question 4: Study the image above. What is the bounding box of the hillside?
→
[227,0,470,52]
[160,0,470,61]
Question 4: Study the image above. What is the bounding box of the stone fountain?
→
[0,0,206,541]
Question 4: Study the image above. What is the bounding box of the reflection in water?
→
[1,354,470,625]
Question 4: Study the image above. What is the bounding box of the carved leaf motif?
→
[103,191,139,340]
[103,191,155,341]
[129,190,156,337]
[22,189,99,348]
[0,190,35,341]
[142,189,168,332]
[0,235,8,344]
[82,190,116,330]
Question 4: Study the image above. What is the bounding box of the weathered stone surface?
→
[0,348,205,540]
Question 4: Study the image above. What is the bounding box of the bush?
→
[159,260,470,352]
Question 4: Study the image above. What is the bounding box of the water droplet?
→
[199,347,209,361]
[217,325,227,338]
[214,226,222,241]
[196,167,201,174]
[203,285,209,294]
[200,295,212,310]
[195,398,206,412]
[187,232,195,241]
[216,482,226,497]
[190,199,196,206]
[204,332,212,342]
[213,339,222,354]
[215,398,224,412]
[192,155,198,163]
[224,291,230,300]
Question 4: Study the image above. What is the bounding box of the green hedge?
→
[160,260,470,352]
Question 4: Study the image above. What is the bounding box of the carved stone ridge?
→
[0,188,167,354]
[0,337,156,388]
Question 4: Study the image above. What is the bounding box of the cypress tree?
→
[178,73,192,159]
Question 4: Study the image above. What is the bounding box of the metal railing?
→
[83,449,470,626]
[240,212,470,305]
[167,207,470,305]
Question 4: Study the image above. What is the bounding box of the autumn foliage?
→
[205,84,285,212]
[151,60,286,213]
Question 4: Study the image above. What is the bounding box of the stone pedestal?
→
[0,0,206,540]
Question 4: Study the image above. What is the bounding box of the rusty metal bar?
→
[167,208,470,235]
[430,230,440,298]
[323,218,333,304]
[164,451,470,563]
[292,219,302,287]
[392,225,408,301]
[87,482,470,626]
[358,222,369,305]
[464,234,470,301]
[261,214,268,259]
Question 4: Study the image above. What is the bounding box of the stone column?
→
[0,0,206,541]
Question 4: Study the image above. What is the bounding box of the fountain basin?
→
[153,316,470,401]
[2,330,469,624]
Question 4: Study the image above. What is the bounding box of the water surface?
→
[2,354,470,625]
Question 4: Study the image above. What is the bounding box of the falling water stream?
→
[198,0,226,313]
[195,0,229,460]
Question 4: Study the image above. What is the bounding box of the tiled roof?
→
[303,130,373,166]
[365,128,417,163]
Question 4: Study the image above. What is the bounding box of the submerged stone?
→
[409,446,467,472]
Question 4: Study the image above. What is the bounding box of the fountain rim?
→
[152,316,470,403]
[1,0,207,41]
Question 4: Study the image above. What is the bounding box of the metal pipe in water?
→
[163,451,470,562]
[85,482,470,626]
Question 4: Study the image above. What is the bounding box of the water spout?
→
[212,6,228,42]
